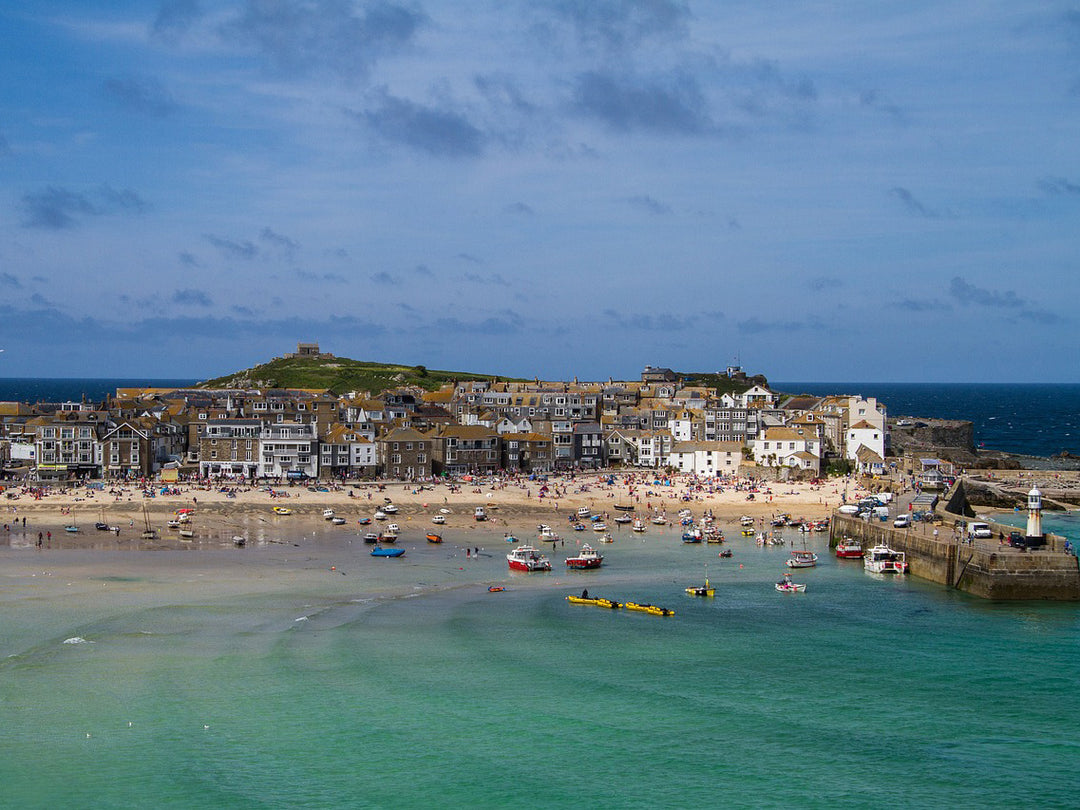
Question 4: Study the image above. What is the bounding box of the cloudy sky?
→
[1,1,1078,383]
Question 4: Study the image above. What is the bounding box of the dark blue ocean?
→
[1,378,1077,457]
[778,382,1080,457]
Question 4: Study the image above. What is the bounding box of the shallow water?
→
[2,522,1078,808]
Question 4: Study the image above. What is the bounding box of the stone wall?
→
[831,514,1080,600]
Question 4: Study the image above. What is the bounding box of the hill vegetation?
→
[197,356,519,394]
[197,355,768,397]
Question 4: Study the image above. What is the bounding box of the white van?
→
[969,522,992,539]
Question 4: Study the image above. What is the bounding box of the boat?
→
[718,549,733,558]
[374,510,388,520]
[614,514,633,524]
[597,534,613,543]
[358,517,372,525]
[835,538,864,558]
[740,515,754,527]
[386,522,400,533]
[776,573,806,593]
[179,526,195,539]
[566,594,621,609]
[577,506,591,517]
[572,523,586,532]
[538,525,560,541]
[632,519,646,532]
[741,528,755,537]
[488,586,506,593]
[565,544,603,569]
[426,532,443,543]
[506,544,552,572]
[432,514,446,525]
[681,527,703,543]
[371,546,405,557]
[625,602,674,616]
[614,504,635,512]
[166,518,182,529]
[362,532,381,543]
[141,502,156,540]
[786,549,819,568]
[273,506,292,515]
[474,506,487,522]
[705,530,725,544]
[592,522,607,532]
[323,508,335,520]
[685,566,714,597]
[864,544,909,574]
[383,504,399,514]
[330,516,346,525]
[651,515,667,525]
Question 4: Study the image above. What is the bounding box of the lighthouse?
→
[1026,485,1043,539]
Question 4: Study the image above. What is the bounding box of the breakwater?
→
[830,514,1080,600]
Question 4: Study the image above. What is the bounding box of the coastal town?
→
[0,345,891,486]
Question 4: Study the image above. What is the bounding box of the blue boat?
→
[371,547,405,558]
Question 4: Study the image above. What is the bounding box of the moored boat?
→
[864,544,908,574]
[835,538,864,558]
[323,508,335,520]
[474,506,487,521]
[426,532,443,543]
[273,506,292,515]
[362,532,381,543]
[507,544,552,572]
[632,519,646,532]
[565,543,603,569]
[331,516,347,525]
[371,546,405,557]
[625,601,674,616]
[686,567,714,597]
[775,573,806,592]
[432,514,446,524]
[614,514,633,524]
[786,549,818,568]
[566,594,621,609]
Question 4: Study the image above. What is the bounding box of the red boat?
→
[835,538,864,558]
[506,545,551,572]
[565,544,604,570]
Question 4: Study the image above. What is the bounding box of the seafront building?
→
[0,365,888,482]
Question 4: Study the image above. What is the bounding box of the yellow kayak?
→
[566,595,622,609]
[625,602,675,616]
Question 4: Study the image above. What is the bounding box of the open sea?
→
[1,379,1079,808]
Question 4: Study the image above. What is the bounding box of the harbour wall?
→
[830,514,1080,600]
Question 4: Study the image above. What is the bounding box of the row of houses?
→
[0,366,887,481]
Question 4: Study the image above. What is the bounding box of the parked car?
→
[893,515,911,528]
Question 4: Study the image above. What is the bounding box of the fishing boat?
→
[331,516,346,525]
[538,525,561,541]
[323,508,335,520]
[685,566,714,597]
[506,544,552,572]
[835,538,864,558]
[597,534,613,543]
[474,506,487,521]
[681,527,703,543]
[273,506,292,515]
[577,506,591,517]
[632,519,646,532]
[426,532,443,543]
[741,528,755,537]
[383,503,399,514]
[362,532,381,543]
[386,523,400,534]
[614,514,633,524]
[625,602,674,616]
[864,544,908,574]
[775,573,806,593]
[371,546,405,558]
[651,515,667,525]
[592,522,607,532]
[374,509,388,520]
[786,549,819,568]
[432,514,446,524]
[705,529,725,544]
[566,594,621,609]
[740,515,754,527]
[565,544,603,569]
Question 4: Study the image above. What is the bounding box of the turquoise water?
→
[2,524,1079,808]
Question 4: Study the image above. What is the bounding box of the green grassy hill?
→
[197,356,517,394]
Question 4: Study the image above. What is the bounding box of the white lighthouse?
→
[1026,485,1043,539]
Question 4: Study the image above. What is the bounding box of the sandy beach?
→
[0,471,858,552]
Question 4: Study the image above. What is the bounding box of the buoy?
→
[330,566,336,571]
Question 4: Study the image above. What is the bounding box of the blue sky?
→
[1,1,1078,383]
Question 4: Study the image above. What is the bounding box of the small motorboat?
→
[565,544,603,569]
[273,506,292,516]
[718,549,733,558]
[358,517,372,525]
[614,514,633,524]
[474,507,487,522]
[488,586,506,593]
[179,526,195,539]
[775,573,806,593]
[864,544,908,574]
[371,546,405,558]
[577,506,591,517]
[507,544,551,572]
[386,523,400,534]
[632,519,646,532]
[362,532,381,543]
[592,522,607,532]
[685,573,714,597]
[786,550,818,568]
[331,516,347,525]
[383,504,398,514]
[374,510,388,520]
[232,535,247,547]
[432,514,446,524]
[426,532,443,544]
[323,508,335,520]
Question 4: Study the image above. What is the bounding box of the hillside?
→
[197,356,517,394]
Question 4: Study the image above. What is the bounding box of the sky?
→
[1,1,1078,383]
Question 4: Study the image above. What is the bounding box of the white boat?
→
[383,504,399,514]
[864,544,908,574]
[386,523,400,534]
[592,522,607,532]
[539,525,560,541]
[474,506,487,521]
[374,510,388,520]
[577,506,591,517]
[432,514,446,524]
[775,573,806,592]
[740,515,754,526]
[507,545,551,572]
[786,549,819,568]
[632,519,646,532]
[331,516,346,525]
[651,515,667,525]
[323,508,335,520]
[614,514,633,524]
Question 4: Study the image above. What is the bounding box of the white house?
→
[752,427,821,475]
[259,422,319,480]
[669,441,743,476]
